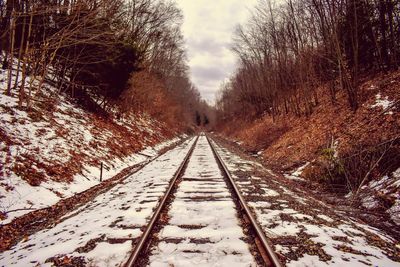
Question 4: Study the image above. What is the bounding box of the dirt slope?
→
[0,68,183,224]
[217,70,400,227]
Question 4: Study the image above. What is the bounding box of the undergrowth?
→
[303,137,400,194]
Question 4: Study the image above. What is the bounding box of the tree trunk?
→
[6,10,15,96]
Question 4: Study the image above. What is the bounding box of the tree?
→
[217,0,400,123]
[0,0,203,125]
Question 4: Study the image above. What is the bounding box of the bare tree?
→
[217,0,400,123]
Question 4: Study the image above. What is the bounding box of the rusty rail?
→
[124,136,198,267]
[206,135,283,267]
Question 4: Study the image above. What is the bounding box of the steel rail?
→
[125,136,199,267]
[206,135,283,267]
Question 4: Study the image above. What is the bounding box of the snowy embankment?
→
[0,68,183,224]
[0,138,196,266]
[212,140,400,266]
[357,168,400,225]
[284,160,400,227]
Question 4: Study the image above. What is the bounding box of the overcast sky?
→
[175,0,258,104]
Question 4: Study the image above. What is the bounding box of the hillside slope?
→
[217,70,400,229]
[0,68,184,224]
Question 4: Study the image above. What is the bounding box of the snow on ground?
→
[0,68,182,224]
[149,136,256,266]
[211,139,400,267]
[370,93,395,114]
[0,138,196,267]
[283,140,339,182]
[0,135,182,225]
[357,167,400,225]
[284,162,309,181]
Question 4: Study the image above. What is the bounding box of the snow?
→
[0,136,183,225]
[148,136,256,267]
[261,187,280,197]
[388,198,400,225]
[0,138,196,266]
[0,68,184,224]
[361,195,380,209]
[284,162,309,181]
[356,167,400,225]
[84,241,132,267]
[2,135,398,266]
[291,254,329,267]
[210,139,400,267]
[317,214,334,223]
[370,93,395,114]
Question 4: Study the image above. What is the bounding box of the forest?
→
[217,0,400,119]
[215,0,400,194]
[0,0,209,128]
[1,0,399,194]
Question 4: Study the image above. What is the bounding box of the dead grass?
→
[219,70,400,186]
[234,117,290,153]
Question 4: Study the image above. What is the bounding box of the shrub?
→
[303,137,400,193]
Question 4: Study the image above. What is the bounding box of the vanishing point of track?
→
[125,134,282,267]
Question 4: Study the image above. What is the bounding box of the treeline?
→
[217,0,400,121]
[0,0,204,126]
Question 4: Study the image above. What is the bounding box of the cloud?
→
[187,38,228,57]
[175,0,258,103]
[191,66,226,82]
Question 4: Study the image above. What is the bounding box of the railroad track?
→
[3,135,397,266]
[125,134,282,267]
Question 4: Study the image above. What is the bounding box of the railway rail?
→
[125,134,282,267]
[2,134,397,266]
[207,136,282,267]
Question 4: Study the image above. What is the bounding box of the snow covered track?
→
[207,136,282,267]
[3,134,397,267]
[0,138,197,266]
[125,136,199,266]
[210,138,400,266]
[130,135,281,267]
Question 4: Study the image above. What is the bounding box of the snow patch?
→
[370,93,395,114]
[357,167,400,225]
[284,162,310,181]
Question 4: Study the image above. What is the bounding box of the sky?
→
[174,0,258,104]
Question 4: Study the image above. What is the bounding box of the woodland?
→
[0,0,210,128]
[215,0,400,193]
[1,0,399,196]
[217,0,399,119]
